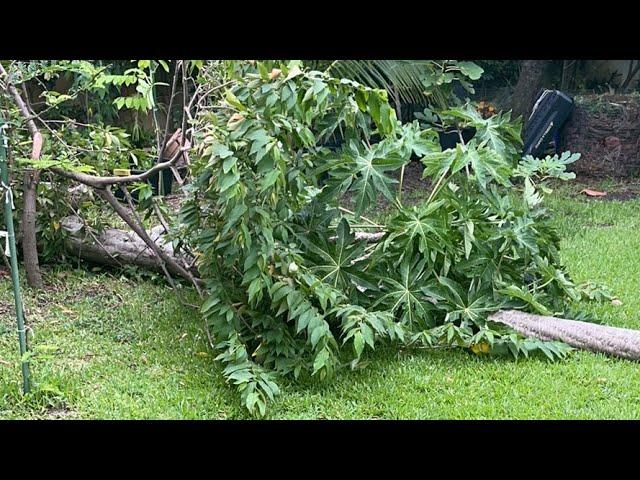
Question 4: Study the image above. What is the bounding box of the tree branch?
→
[94,187,202,295]
[49,144,189,188]
[0,64,43,160]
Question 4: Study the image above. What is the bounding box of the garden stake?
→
[0,120,31,394]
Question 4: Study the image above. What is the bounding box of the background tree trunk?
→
[511,60,549,124]
[620,60,640,93]
[22,169,43,288]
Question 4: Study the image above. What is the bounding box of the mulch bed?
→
[562,94,640,178]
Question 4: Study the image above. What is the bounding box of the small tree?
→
[0,60,186,285]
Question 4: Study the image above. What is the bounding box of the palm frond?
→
[328,60,434,106]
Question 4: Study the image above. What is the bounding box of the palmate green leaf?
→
[297,218,376,292]
[383,199,450,259]
[350,142,408,217]
[440,104,523,162]
[421,143,468,180]
[511,216,539,254]
[454,251,499,285]
[397,121,442,158]
[515,151,580,182]
[437,277,498,325]
[465,140,512,189]
[374,256,440,327]
[480,111,522,157]
[493,214,540,257]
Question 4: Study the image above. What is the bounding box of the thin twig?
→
[338,206,385,228]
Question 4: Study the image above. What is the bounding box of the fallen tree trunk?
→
[61,215,195,279]
[61,211,383,277]
[490,310,640,360]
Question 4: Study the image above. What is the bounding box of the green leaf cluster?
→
[181,61,602,416]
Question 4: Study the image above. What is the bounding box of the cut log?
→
[61,215,195,278]
[490,310,640,360]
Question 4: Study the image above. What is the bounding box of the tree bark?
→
[59,211,383,278]
[490,310,640,360]
[511,60,549,124]
[21,169,43,288]
[61,215,194,278]
[0,64,45,288]
[620,60,640,93]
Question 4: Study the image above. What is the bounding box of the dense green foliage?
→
[3,184,639,419]
[0,60,177,261]
[1,59,615,416]
[179,60,607,415]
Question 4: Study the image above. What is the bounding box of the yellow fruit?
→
[470,342,491,355]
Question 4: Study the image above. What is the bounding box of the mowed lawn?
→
[2,181,640,419]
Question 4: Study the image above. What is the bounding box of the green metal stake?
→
[0,120,31,394]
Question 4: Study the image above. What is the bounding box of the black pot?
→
[437,127,477,150]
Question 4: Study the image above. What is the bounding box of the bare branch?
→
[94,187,202,296]
[49,144,189,188]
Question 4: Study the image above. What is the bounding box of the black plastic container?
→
[438,127,477,150]
[523,89,573,158]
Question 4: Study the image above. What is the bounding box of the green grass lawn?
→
[2,180,640,419]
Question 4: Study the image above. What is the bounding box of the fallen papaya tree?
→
[172,60,623,416]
